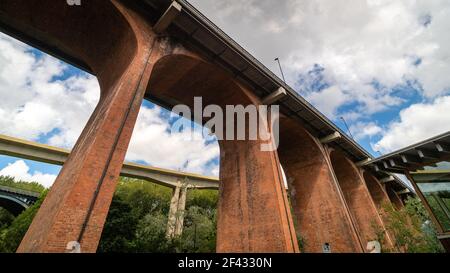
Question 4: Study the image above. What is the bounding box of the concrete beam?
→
[379,176,395,184]
[401,154,422,165]
[396,189,411,195]
[373,165,381,172]
[417,149,440,160]
[388,158,408,168]
[0,134,219,189]
[435,142,450,154]
[320,132,341,144]
[355,158,371,167]
[153,1,182,34]
[262,87,287,105]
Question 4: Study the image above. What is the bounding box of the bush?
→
[381,196,444,253]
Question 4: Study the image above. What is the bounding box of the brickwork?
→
[0,0,405,253]
[11,0,160,252]
[148,54,299,253]
[278,118,362,253]
[329,150,385,251]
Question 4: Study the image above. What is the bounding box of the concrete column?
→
[14,0,163,253]
[175,186,187,237]
[167,185,181,238]
[166,183,187,238]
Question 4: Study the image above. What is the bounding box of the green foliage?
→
[381,197,444,253]
[0,176,447,253]
[97,196,138,253]
[0,176,48,252]
[370,219,394,253]
[114,177,172,218]
[186,189,218,210]
[178,206,217,253]
[0,191,47,252]
[0,208,14,230]
[0,175,45,193]
[0,176,219,253]
[98,177,218,253]
[133,212,177,252]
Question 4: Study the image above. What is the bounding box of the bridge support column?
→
[386,185,404,210]
[329,149,390,252]
[167,183,187,238]
[16,1,162,253]
[363,172,397,250]
[146,53,299,253]
[278,118,363,253]
[217,137,299,253]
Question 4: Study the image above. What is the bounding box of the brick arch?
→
[147,53,299,253]
[363,172,390,209]
[0,0,140,92]
[362,171,396,249]
[5,0,163,252]
[277,118,362,253]
[147,53,259,108]
[386,184,404,210]
[329,149,384,250]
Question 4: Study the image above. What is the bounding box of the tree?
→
[97,196,138,253]
[0,176,220,253]
[0,176,45,194]
[0,208,14,230]
[0,191,47,252]
[178,206,217,253]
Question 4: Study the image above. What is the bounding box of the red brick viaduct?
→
[0,0,411,253]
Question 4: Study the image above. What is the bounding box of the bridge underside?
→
[0,195,28,216]
[0,0,407,253]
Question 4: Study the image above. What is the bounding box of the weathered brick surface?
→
[386,184,404,210]
[278,118,362,253]
[363,172,396,249]
[329,150,386,251]
[148,54,299,253]
[2,0,405,254]
[10,0,160,253]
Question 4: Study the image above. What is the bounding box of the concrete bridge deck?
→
[0,134,219,190]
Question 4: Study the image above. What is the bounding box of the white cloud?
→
[0,33,100,145]
[0,160,56,188]
[350,121,383,141]
[304,85,350,117]
[0,33,220,180]
[372,96,450,153]
[126,107,220,176]
[190,0,450,117]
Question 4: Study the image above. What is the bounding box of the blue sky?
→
[1,0,450,187]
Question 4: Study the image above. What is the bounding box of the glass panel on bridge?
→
[411,161,450,233]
